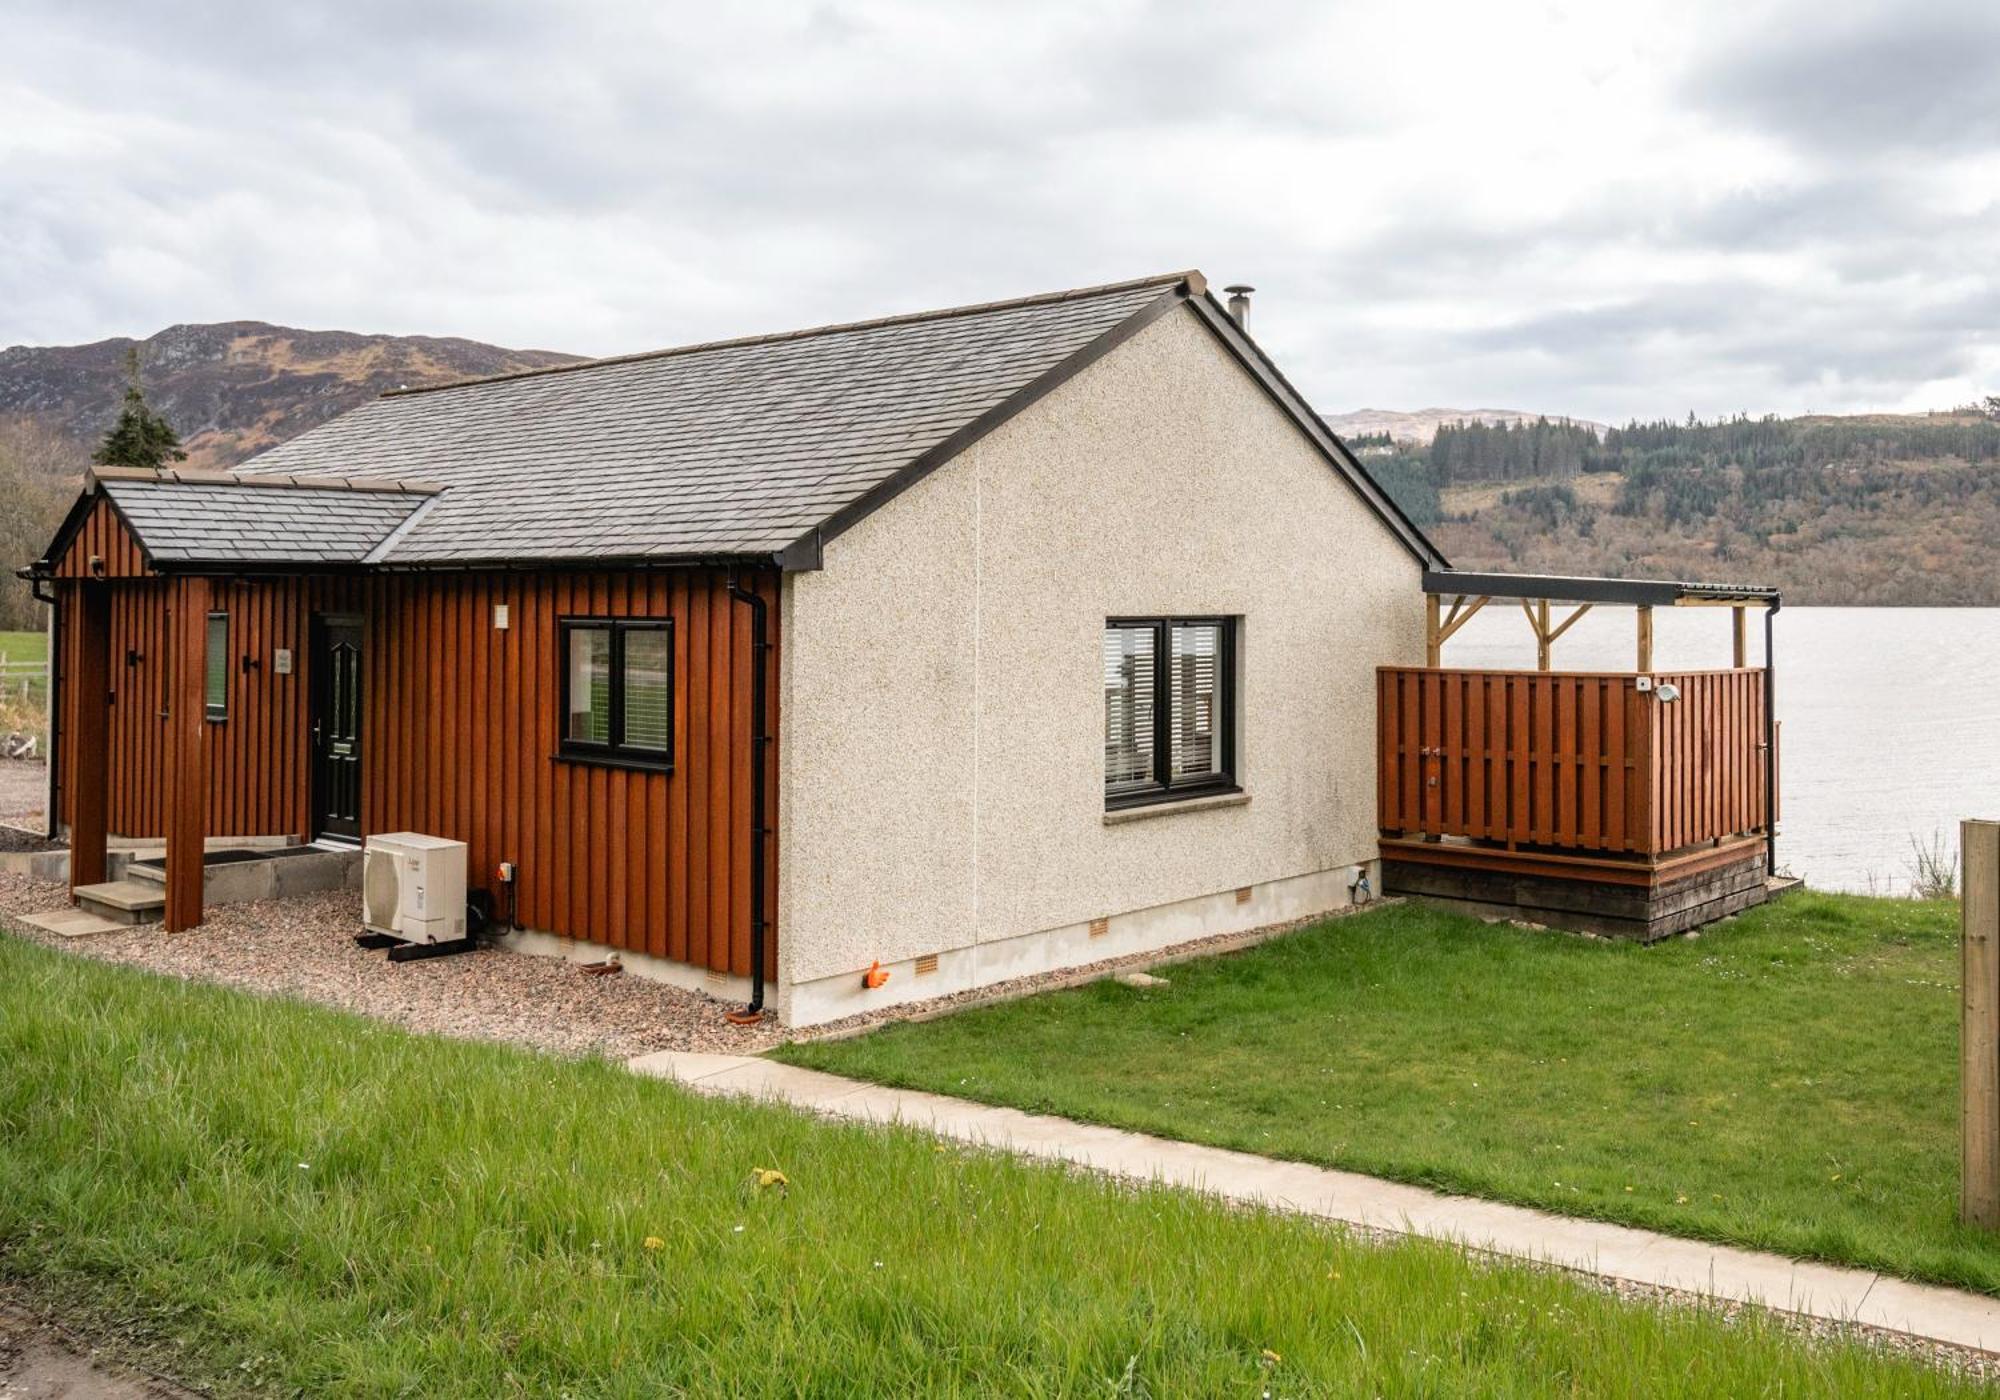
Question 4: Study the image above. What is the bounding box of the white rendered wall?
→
[775,306,1425,1025]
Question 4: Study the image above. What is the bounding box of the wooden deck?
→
[1376,665,1778,939]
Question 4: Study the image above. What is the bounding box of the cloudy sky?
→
[4,0,1996,422]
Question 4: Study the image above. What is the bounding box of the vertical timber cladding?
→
[53,562,777,979]
[70,576,366,840]
[362,568,779,980]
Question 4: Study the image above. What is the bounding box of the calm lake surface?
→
[1440,605,2000,895]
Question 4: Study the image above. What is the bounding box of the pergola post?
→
[67,584,111,894]
[1636,604,1654,672]
[1426,593,1442,667]
[163,575,210,932]
[1732,605,1748,668]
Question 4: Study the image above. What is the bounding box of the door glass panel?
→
[204,613,229,718]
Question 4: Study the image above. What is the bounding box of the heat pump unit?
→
[362,833,468,944]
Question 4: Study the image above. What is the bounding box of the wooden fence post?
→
[1964,819,2000,1229]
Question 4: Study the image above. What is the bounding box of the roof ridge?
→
[92,466,440,495]
[381,270,1204,400]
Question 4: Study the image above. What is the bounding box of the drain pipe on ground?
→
[726,569,773,1025]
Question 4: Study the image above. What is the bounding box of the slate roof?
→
[97,476,434,565]
[232,273,1193,565]
[30,272,1442,576]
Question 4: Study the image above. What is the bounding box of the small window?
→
[559,618,674,769]
[1102,616,1236,808]
[204,612,229,720]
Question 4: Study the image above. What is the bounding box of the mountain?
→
[1326,406,1609,445]
[0,322,584,472]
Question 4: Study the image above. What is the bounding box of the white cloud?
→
[3,0,1995,421]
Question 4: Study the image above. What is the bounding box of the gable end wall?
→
[775,305,1424,1024]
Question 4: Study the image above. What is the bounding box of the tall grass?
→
[1910,830,1960,900]
[0,933,1974,1396]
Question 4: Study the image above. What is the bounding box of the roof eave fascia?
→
[1180,292,1447,571]
[772,278,1199,572]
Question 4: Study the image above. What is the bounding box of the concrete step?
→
[125,860,164,886]
[73,879,166,925]
[14,906,128,939]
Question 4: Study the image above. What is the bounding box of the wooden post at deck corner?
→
[1732,605,1748,669]
[162,576,212,932]
[1425,593,1442,667]
[1636,605,1654,673]
[1964,819,2000,1230]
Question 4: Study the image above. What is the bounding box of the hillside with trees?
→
[0,322,582,629]
[1356,409,2000,605]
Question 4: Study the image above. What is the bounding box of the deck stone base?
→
[1383,846,1778,942]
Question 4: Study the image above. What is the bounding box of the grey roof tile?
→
[101,480,428,564]
[230,274,1185,564]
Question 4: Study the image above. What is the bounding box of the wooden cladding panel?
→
[1378,666,1766,859]
[53,497,149,579]
[54,568,776,976]
[1648,670,1767,856]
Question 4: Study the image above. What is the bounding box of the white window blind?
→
[1170,622,1219,780]
[1103,624,1155,791]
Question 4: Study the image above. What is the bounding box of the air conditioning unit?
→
[362,833,467,944]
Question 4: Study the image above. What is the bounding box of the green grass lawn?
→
[781,891,2000,1297]
[0,934,1976,1396]
[0,629,46,666]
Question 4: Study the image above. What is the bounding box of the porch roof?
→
[1424,569,1779,607]
[92,470,436,568]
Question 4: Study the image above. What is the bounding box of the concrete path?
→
[629,1049,2000,1356]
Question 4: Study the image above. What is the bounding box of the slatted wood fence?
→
[1378,666,1772,857]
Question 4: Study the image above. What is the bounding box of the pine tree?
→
[92,348,186,470]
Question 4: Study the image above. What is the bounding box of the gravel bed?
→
[0,758,44,825]
[0,823,60,853]
[0,874,784,1059]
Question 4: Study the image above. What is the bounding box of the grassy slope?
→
[0,936,1973,1397]
[783,892,2000,1295]
[0,630,45,666]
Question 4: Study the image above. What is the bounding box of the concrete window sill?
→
[1102,790,1250,826]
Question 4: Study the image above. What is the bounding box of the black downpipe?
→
[1763,600,1780,877]
[36,577,59,841]
[727,571,772,1020]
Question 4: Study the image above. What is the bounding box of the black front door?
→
[310,614,364,842]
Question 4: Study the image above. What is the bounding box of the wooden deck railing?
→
[1377,666,1772,858]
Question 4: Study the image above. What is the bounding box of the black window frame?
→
[204,610,229,721]
[1103,615,1238,811]
[557,617,675,773]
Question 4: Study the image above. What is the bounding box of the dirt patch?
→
[0,1298,197,1399]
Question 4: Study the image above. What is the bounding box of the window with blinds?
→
[1102,616,1237,808]
[558,618,675,770]
[204,612,229,720]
